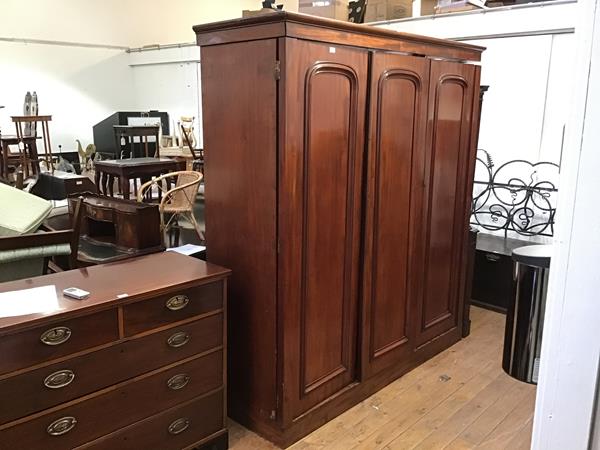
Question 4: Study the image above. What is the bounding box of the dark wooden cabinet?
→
[195,12,483,448]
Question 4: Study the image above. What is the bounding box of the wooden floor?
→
[229,307,536,450]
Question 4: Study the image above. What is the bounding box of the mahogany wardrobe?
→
[195,12,484,447]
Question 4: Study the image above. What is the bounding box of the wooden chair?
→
[12,115,54,177]
[137,171,203,244]
[180,124,204,174]
[111,125,162,196]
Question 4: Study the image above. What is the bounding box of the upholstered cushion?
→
[0,243,71,282]
[0,184,53,236]
[0,243,72,264]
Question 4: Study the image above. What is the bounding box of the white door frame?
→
[532,0,600,448]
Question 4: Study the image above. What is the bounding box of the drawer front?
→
[84,204,113,222]
[0,309,119,376]
[0,313,222,424]
[76,391,224,450]
[123,281,223,336]
[0,351,223,450]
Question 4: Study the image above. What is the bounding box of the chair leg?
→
[188,211,205,243]
[160,212,168,247]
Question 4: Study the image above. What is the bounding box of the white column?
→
[531,1,600,449]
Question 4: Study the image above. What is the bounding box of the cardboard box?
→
[299,0,350,21]
[434,0,484,14]
[364,0,412,22]
[242,8,281,18]
[421,0,437,15]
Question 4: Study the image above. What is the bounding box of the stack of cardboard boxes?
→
[298,0,485,21]
[298,0,350,21]
[298,0,413,22]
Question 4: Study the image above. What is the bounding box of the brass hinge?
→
[274,60,281,80]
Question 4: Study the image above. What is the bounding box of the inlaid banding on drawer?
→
[74,391,224,450]
[122,281,223,336]
[0,314,223,425]
[0,352,223,450]
[0,309,119,376]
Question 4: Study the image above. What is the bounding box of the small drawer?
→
[76,391,224,450]
[123,282,223,336]
[0,313,222,424]
[0,352,224,450]
[84,204,113,222]
[0,309,119,376]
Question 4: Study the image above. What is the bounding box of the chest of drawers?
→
[0,252,230,450]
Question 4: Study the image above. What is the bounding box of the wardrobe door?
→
[279,38,368,421]
[362,52,430,378]
[416,60,477,348]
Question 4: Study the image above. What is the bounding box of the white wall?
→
[129,46,202,146]
[0,1,302,154]
[0,0,299,47]
[0,41,133,152]
[468,33,575,166]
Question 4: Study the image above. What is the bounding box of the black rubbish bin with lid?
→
[502,244,552,384]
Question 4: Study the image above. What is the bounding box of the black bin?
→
[502,244,552,384]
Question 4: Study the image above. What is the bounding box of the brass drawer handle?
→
[167,331,190,348]
[40,327,72,346]
[166,295,190,311]
[44,370,75,389]
[167,373,190,391]
[168,417,190,435]
[47,416,77,436]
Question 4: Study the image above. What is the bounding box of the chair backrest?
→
[113,125,161,159]
[163,171,202,212]
[11,115,54,173]
[180,124,201,160]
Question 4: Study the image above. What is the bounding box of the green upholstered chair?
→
[0,184,81,282]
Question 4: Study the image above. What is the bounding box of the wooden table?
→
[94,157,184,200]
[0,251,230,450]
[0,135,41,179]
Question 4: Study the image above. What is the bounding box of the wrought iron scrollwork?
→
[471,150,559,238]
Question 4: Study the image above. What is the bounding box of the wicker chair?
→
[137,171,203,244]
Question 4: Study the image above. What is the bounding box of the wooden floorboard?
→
[228,307,536,450]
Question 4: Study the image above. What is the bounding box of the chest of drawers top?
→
[0,251,231,336]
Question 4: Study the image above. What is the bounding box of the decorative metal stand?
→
[471,149,559,238]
